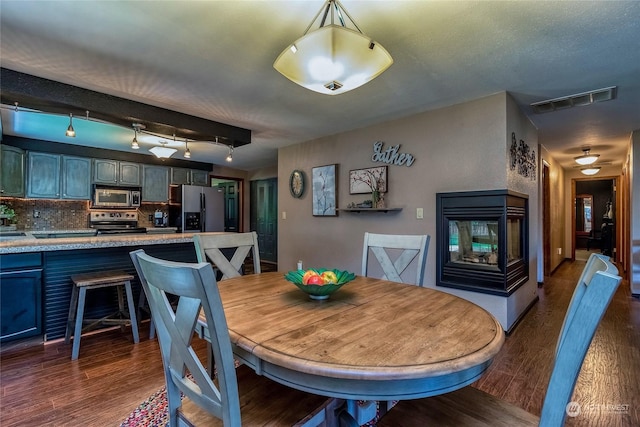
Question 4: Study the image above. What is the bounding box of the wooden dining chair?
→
[193,232,261,280]
[361,232,430,286]
[377,253,622,427]
[129,249,335,427]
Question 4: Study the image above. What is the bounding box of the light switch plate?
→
[416,208,424,219]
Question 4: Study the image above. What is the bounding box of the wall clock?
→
[289,170,305,198]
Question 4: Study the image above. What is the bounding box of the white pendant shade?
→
[149,145,177,159]
[580,167,601,175]
[273,0,392,95]
[274,25,392,95]
[574,148,599,165]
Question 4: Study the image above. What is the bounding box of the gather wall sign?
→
[371,141,415,167]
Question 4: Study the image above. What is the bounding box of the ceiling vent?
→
[530,86,617,114]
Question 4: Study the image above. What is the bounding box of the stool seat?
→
[71,270,134,287]
[65,270,139,360]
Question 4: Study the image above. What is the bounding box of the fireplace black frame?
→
[436,190,529,296]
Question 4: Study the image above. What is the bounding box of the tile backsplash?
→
[0,198,168,230]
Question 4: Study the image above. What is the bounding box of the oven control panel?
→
[90,210,139,222]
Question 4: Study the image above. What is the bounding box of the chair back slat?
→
[362,232,430,286]
[130,249,242,426]
[540,253,621,426]
[194,232,261,280]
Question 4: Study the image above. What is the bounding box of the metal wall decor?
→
[509,132,536,180]
[371,141,415,167]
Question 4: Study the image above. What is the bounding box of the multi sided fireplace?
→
[436,190,529,296]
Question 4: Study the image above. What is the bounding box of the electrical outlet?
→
[557,248,562,255]
[149,214,153,221]
[416,208,424,219]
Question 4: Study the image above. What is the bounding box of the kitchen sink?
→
[33,232,97,239]
[0,232,27,241]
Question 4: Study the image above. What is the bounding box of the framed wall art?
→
[312,164,337,216]
[349,166,387,194]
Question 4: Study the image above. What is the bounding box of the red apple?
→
[306,275,324,285]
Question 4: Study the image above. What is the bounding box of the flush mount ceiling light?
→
[273,0,393,95]
[149,141,177,159]
[580,166,601,176]
[574,147,600,165]
[530,86,617,114]
[65,113,75,137]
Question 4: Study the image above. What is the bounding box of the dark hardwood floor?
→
[1,260,638,426]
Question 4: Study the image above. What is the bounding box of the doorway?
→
[543,162,550,276]
[250,178,277,264]
[572,178,616,260]
[211,178,242,233]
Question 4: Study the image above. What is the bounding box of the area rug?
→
[119,383,179,427]
[120,385,381,427]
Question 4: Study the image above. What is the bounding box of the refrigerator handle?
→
[200,192,205,232]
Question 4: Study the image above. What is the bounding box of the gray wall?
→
[277,92,539,331]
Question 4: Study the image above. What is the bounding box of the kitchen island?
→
[0,232,230,343]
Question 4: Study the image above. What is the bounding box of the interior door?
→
[251,178,277,264]
[218,181,239,232]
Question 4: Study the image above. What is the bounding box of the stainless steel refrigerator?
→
[170,185,225,233]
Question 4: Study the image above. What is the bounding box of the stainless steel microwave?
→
[93,188,141,208]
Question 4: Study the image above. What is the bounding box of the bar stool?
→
[65,270,140,360]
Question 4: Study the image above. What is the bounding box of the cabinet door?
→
[0,145,25,197]
[142,165,169,202]
[119,162,141,186]
[0,268,43,343]
[171,167,191,185]
[191,169,210,186]
[62,156,91,199]
[93,159,119,184]
[27,152,61,198]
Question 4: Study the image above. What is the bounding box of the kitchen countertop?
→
[0,230,226,255]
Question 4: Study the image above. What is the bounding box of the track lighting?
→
[65,113,75,137]
[184,139,191,159]
[131,128,139,149]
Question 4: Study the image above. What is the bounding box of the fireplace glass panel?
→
[448,220,499,269]
[507,216,522,263]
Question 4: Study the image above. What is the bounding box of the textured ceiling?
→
[1,0,639,171]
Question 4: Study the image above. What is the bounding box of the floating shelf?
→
[338,208,403,213]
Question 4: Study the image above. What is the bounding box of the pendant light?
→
[574,148,599,165]
[273,0,393,95]
[149,141,177,159]
[65,113,76,137]
[226,145,233,162]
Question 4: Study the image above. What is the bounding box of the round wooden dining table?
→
[199,271,504,423]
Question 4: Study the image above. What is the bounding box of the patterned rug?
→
[120,383,382,427]
[119,383,177,427]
